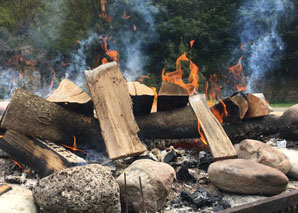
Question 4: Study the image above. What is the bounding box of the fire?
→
[100,0,106,12]
[102,58,108,64]
[133,25,137,31]
[123,11,130,19]
[8,156,30,174]
[62,136,87,155]
[99,36,119,63]
[197,121,207,145]
[205,74,228,124]
[228,57,247,92]
[0,135,3,138]
[162,52,199,95]
[99,0,112,22]
[49,68,56,93]
[151,87,158,113]
[190,40,195,48]
[136,75,149,82]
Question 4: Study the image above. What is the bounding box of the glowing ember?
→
[99,36,119,63]
[228,57,247,92]
[190,40,195,48]
[8,156,30,174]
[162,52,199,95]
[62,136,87,155]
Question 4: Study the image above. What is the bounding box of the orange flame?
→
[8,156,30,174]
[102,58,108,64]
[137,75,149,82]
[162,52,199,95]
[49,68,56,93]
[197,121,207,145]
[122,11,131,19]
[133,25,137,31]
[151,87,158,113]
[99,36,119,62]
[100,0,106,12]
[0,135,3,138]
[62,136,87,155]
[190,40,195,48]
[205,74,228,123]
[228,57,247,92]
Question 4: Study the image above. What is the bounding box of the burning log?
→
[245,93,270,119]
[127,81,154,115]
[1,89,99,146]
[136,106,279,143]
[157,82,189,111]
[189,94,237,160]
[47,79,93,116]
[0,130,86,178]
[84,62,147,160]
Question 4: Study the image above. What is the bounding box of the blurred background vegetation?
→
[0,0,298,102]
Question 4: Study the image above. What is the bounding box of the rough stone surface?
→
[279,148,298,179]
[279,104,298,140]
[235,139,291,174]
[117,159,176,213]
[0,184,38,213]
[208,159,288,195]
[33,164,120,213]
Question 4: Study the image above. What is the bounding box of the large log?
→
[0,130,86,178]
[189,94,237,160]
[136,106,279,143]
[1,89,100,146]
[84,62,147,160]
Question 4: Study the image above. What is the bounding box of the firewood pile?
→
[0,62,298,212]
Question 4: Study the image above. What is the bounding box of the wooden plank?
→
[1,89,99,146]
[0,184,12,196]
[84,62,147,160]
[189,94,237,160]
[0,130,86,178]
[218,190,298,213]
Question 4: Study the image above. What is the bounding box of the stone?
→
[208,159,289,195]
[0,184,38,213]
[33,164,120,213]
[279,104,298,140]
[117,159,176,213]
[279,148,298,179]
[235,139,291,174]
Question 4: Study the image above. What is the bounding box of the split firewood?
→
[245,93,270,119]
[0,184,12,196]
[47,79,93,116]
[253,93,273,112]
[0,130,86,178]
[189,94,237,160]
[1,89,100,146]
[127,81,154,115]
[157,82,189,111]
[84,62,147,160]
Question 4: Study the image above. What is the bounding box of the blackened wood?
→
[127,81,154,115]
[136,106,279,143]
[189,94,237,160]
[1,89,99,145]
[84,62,147,160]
[0,130,86,178]
[157,82,189,111]
[47,79,93,116]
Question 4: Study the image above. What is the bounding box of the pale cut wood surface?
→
[0,130,86,178]
[189,94,237,160]
[47,79,91,104]
[158,82,188,96]
[84,62,147,160]
[245,94,270,118]
[0,184,12,196]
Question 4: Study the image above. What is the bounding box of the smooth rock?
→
[279,104,298,140]
[117,159,176,213]
[208,159,288,195]
[235,139,291,174]
[279,148,298,179]
[33,164,120,213]
[0,184,38,213]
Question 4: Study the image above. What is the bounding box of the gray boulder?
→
[33,164,120,213]
[279,104,298,140]
[117,159,176,213]
[208,159,288,195]
[235,139,291,174]
[279,148,298,179]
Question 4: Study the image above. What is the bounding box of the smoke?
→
[113,0,159,81]
[238,0,293,92]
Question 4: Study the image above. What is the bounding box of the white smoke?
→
[238,0,293,92]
